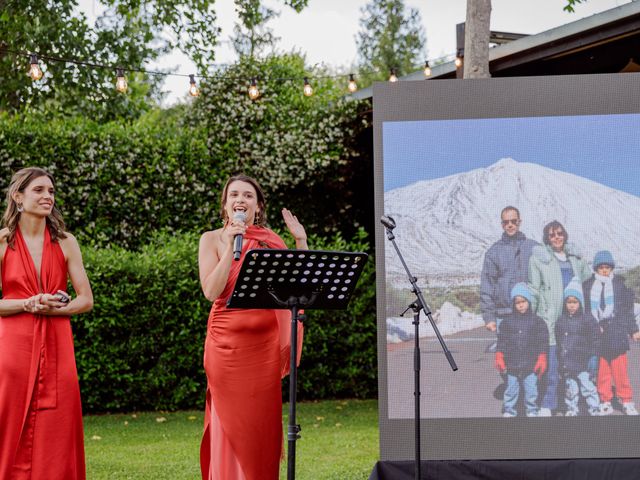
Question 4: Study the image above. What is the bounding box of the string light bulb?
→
[115,68,128,93]
[455,50,463,68]
[28,54,43,81]
[388,68,398,83]
[423,60,431,77]
[248,77,260,100]
[347,74,358,93]
[188,74,199,97]
[303,77,313,97]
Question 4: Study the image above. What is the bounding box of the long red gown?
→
[200,226,302,480]
[0,226,85,480]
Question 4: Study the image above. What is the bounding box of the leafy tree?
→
[356,0,426,86]
[0,0,220,120]
[190,53,371,236]
[0,0,309,121]
[231,0,280,60]
[564,0,586,12]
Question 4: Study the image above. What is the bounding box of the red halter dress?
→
[0,227,85,480]
[200,226,302,480]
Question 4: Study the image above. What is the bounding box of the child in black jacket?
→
[555,278,601,416]
[495,283,549,417]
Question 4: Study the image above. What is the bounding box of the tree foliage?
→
[0,52,372,247]
[0,0,220,120]
[0,0,310,121]
[563,0,587,13]
[0,110,224,248]
[356,0,426,86]
[232,0,280,60]
[190,53,371,237]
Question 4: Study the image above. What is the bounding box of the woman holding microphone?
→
[198,174,307,480]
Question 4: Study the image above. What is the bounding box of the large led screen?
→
[373,73,640,460]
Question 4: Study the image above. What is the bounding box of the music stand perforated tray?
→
[227,249,368,310]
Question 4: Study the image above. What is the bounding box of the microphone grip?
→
[233,234,243,261]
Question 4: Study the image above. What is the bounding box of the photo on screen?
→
[373,73,640,460]
[383,113,640,420]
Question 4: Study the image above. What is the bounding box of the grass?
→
[84,399,379,480]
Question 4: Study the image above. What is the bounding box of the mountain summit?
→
[384,158,640,283]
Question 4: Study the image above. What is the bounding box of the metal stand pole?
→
[413,308,421,480]
[287,304,301,480]
[381,215,458,480]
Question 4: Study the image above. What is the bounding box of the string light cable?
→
[0,46,457,99]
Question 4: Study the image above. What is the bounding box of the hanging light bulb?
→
[28,54,43,81]
[423,60,431,77]
[347,74,358,93]
[303,77,313,97]
[388,68,398,83]
[248,77,260,100]
[115,68,128,93]
[455,50,463,68]
[188,74,199,97]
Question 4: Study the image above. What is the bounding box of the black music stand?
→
[227,249,368,480]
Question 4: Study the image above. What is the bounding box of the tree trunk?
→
[464,0,492,78]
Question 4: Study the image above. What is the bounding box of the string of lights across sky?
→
[2,47,461,99]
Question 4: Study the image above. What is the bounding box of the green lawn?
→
[84,399,378,480]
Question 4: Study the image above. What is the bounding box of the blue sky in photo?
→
[382,113,640,197]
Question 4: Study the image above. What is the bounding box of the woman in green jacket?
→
[528,220,591,416]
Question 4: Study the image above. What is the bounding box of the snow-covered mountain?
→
[384,158,640,283]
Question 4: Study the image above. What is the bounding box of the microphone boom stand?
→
[381,215,458,480]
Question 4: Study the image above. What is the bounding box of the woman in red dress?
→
[0,167,93,480]
[198,175,307,480]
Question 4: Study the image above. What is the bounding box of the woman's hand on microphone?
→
[282,208,308,250]
[222,218,246,248]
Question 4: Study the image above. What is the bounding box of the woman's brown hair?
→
[219,174,268,227]
[2,167,67,248]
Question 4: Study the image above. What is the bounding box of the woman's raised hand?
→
[282,208,308,250]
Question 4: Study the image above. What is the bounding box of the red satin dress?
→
[0,227,85,480]
[200,226,302,480]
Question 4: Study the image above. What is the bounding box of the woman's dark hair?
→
[542,220,568,246]
[219,174,267,227]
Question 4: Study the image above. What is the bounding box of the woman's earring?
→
[17,203,24,213]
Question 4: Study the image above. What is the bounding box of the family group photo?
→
[383,113,640,420]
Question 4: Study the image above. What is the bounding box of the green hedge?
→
[0,113,227,249]
[0,54,371,249]
[74,229,376,412]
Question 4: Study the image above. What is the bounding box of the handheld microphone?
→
[233,211,247,261]
[380,215,396,230]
